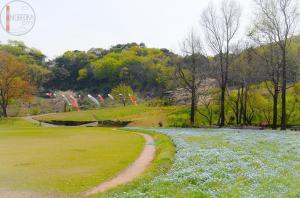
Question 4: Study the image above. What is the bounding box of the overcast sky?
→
[0,0,256,58]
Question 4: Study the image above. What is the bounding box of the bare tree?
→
[251,0,299,130]
[228,41,262,126]
[197,79,218,126]
[248,32,282,129]
[176,30,210,126]
[201,0,241,127]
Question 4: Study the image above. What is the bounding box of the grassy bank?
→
[0,117,39,127]
[34,105,181,127]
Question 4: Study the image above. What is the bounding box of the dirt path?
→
[83,132,155,197]
[22,116,57,127]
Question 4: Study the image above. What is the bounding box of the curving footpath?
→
[22,116,57,127]
[22,116,156,196]
[84,132,155,196]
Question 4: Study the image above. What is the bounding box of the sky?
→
[0,0,255,59]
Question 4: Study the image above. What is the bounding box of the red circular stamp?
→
[0,0,35,36]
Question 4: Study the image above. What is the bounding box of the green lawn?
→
[0,121,144,197]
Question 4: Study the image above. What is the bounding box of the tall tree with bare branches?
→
[248,34,282,129]
[251,0,299,130]
[201,0,241,127]
[176,30,210,126]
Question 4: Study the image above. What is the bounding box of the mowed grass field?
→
[34,105,181,127]
[0,119,144,196]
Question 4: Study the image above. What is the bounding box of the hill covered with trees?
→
[45,43,177,96]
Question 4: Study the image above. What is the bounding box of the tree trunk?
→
[218,52,226,127]
[243,87,248,126]
[190,88,197,126]
[220,86,226,127]
[280,50,287,130]
[239,85,244,125]
[272,88,278,130]
[220,40,229,127]
[1,105,7,117]
[209,109,213,126]
[236,88,240,125]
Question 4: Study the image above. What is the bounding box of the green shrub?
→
[30,106,41,115]
[146,98,174,107]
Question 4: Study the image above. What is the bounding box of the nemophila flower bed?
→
[113,129,300,197]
